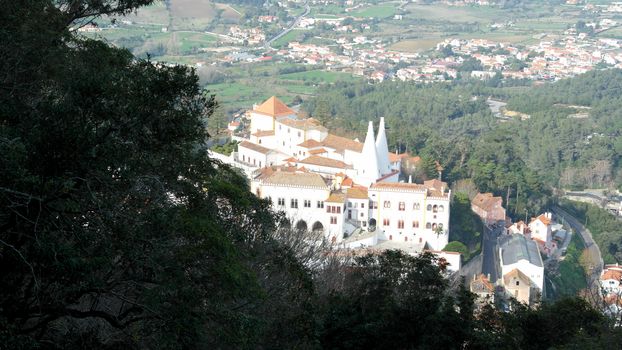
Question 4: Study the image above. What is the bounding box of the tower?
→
[375,117,391,174]
[356,121,381,187]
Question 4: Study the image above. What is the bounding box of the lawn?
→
[279,70,362,83]
[272,29,305,48]
[405,4,504,23]
[351,5,396,19]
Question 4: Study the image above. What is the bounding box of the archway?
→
[369,218,377,231]
[295,219,308,232]
[312,221,324,232]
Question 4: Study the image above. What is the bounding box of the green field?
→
[352,5,396,19]
[272,29,306,48]
[279,70,362,83]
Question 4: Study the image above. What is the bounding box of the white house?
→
[499,234,545,293]
[528,213,553,244]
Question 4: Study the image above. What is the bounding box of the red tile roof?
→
[299,155,352,169]
[254,96,295,117]
[472,192,503,211]
[239,141,272,155]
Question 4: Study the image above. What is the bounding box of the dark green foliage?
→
[561,200,622,264]
[1,1,314,348]
[443,241,469,260]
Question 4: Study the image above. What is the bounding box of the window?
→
[304,200,311,208]
[383,201,391,208]
[361,202,365,209]
[413,203,420,210]
[405,236,408,242]
[330,216,337,225]
[360,213,364,217]
[432,223,437,230]
[399,202,405,211]
[427,204,432,211]
[317,201,324,209]
[291,199,298,208]
[433,205,438,213]
[516,281,520,286]
[258,140,262,144]
[370,201,378,209]
[426,223,432,229]
[288,128,290,133]
[278,198,285,206]
[412,221,419,228]
[398,220,404,229]
[438,205,444,212]
[337,206,341,214]
[348,202,352,208]
[298,131,301,137]
[383,218,390,226]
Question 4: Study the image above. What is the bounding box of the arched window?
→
[413,203,420,210]
[412,221,419,228]
[426,223,431,229]
[432,223,437,229]
[433,205,438,213]
[427,204,432,211]
[438,205,444,212]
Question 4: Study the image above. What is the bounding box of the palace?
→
[220,96,451,252]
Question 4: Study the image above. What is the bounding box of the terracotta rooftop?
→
[321,134,364,153]
[262,171,329,189]
[239,140,272,155]
[308,148,328,155]
[279,117,327,132]
[326,192,346,203]
[503,268,531,287]
[530,214,551,226]
[424,179,447,191]
[347,187,368,199]
[370,182,427,191]
[297,139,323,148]
[299,155,352,169]
[472,192,503,212]
[602,269,622,281]
[252,130,275,137]
[470,274,495,293]
[388,152,409,163]
[253,96,295,117]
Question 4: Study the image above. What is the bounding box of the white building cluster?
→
[226,96,451,252]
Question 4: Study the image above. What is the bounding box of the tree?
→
[443,241,468,260]
[0,1,315,348]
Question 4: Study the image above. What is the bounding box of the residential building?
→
[499,234,545,295]
[471,192,506,225]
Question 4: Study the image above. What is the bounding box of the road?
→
[482,223,503,283]
[265,1,310,49]
[552,205,604,288]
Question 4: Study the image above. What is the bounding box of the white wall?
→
[500,258,545,291]
[368,188,450,251]
[250,111,274,133]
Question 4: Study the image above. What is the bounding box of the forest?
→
[2,0,622,348]
[303,70,622,218]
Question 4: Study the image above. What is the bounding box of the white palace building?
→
[216,96,451,253]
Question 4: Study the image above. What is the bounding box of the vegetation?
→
[211,140,239,156]
[448,191,483,260]
[303,80,550,218]
[4,1,622,348]
[548,232,588,298]
[560,200,622,264]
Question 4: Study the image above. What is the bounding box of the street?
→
[552,205,604,288]
[482,223,503,283]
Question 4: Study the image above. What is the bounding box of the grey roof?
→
[499,234,543,267]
